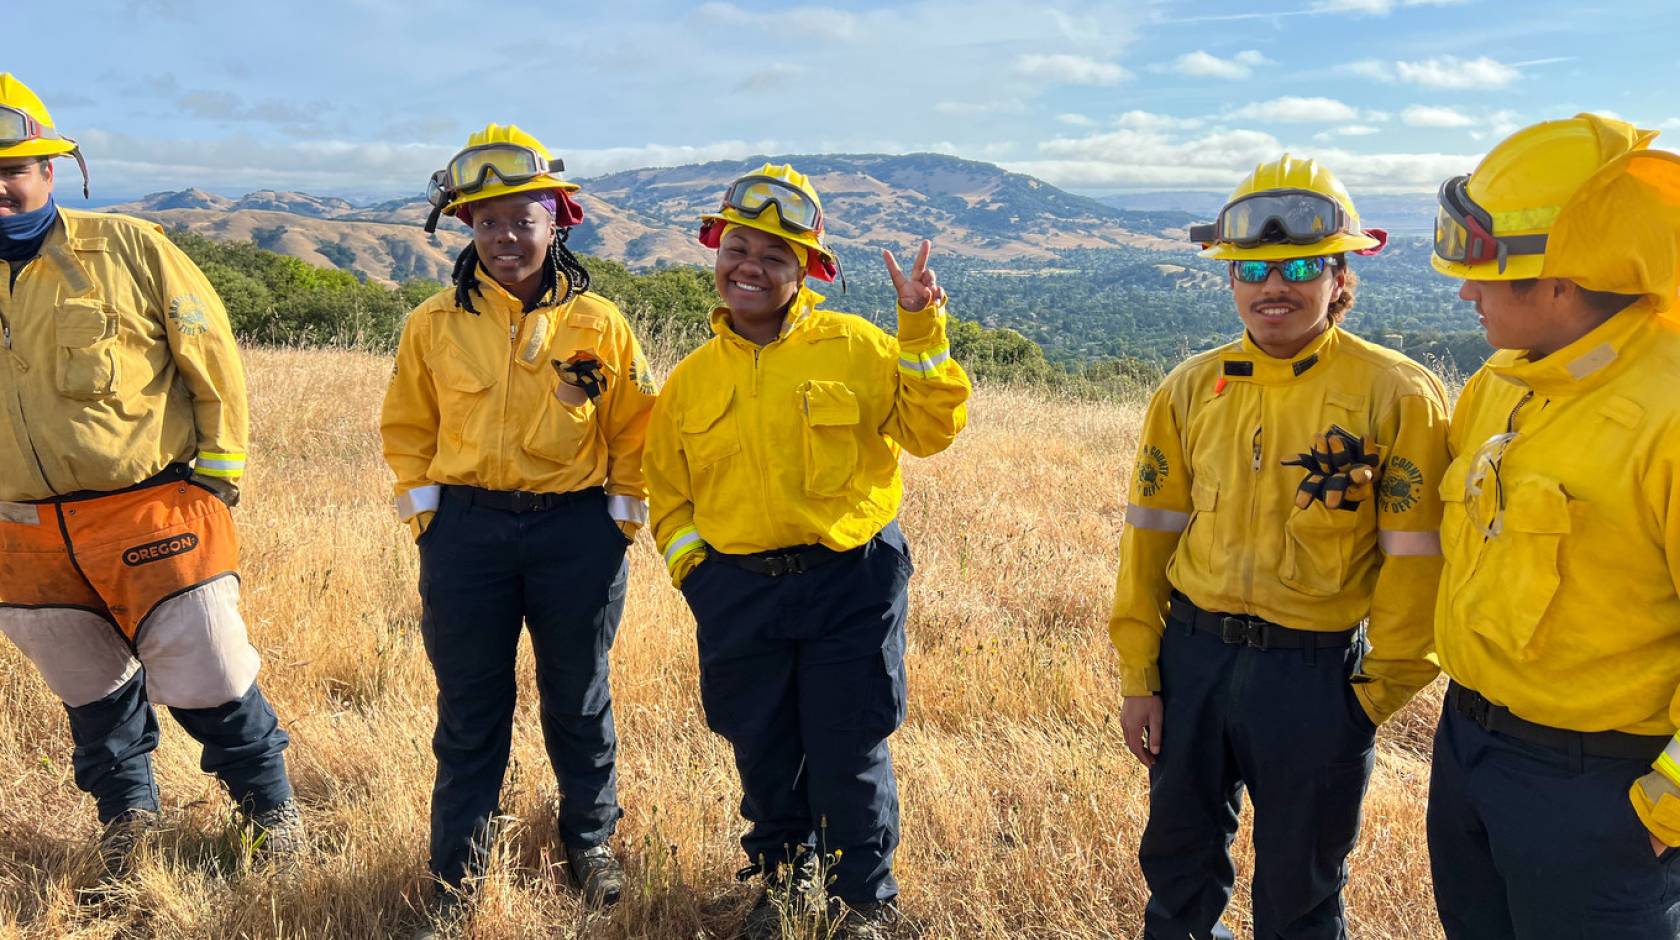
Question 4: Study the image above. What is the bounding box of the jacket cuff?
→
[606,494,649,526]
[1631,769,1680,847]
[671,547,708,588]
[1119,664,1161,697]
[895,300,947,349]
[395,484,443,522]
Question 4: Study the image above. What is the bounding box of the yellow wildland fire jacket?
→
[380,271,656,525]
[1109,325,1449,726]
[646,286,970,585]
[1430,306,1680,841]
[0,208,248,501]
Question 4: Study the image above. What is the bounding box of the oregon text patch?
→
[1137,445,1170,498]
[123,533,200,566]
[1378,457,1424,513]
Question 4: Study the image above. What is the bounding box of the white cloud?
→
[1115,110,1206,130]
[1168,49,1272,80]
[934,99,1027,117]
[1313,124,1383,142]
[1013,53,1131,85]
[1662,118,1680,129]
[1057,113,1096,126]
[1343,59,1394,81]
[1394,56,1521,89]
[1231,96,1361,123]
[1402,105,1475,128]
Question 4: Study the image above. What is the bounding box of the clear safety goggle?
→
[720,175,822,234]
[1213,189,1348,248]
[426,143,560,209]
[1463,431,1518,538]
[0,105,89,198]
[1433,175,1549,273]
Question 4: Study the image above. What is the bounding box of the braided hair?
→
[451,226,592,315]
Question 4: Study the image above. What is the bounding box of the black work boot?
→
[246,798,307,860]
[95,807,160,879]
[737,851,819,940]
[566,842,625,907]
[834,899,901,940]
[410,886,470,940]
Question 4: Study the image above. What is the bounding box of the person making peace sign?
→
[644,163,971,939]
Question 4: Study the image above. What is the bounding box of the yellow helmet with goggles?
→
[424,123,582,233]
[699,163,840,282]
[1431,113,1680,313]
[0,73,90,198]
[1192,154,1385,261]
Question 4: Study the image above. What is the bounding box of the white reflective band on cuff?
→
[663,527,704,566]
[1377,529,1442,556]
[1125,504,1190,533]
[606,494,649,526]
[395,485,443,521]
[898,346,952,376]
[1657,737,1680,785]
[195,457,244,472]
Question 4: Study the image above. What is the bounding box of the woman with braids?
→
[380,124,656,931]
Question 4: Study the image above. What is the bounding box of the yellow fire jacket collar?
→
[709,285,826,346]
[1217,323,1338,387]
[1487,301,1659,398]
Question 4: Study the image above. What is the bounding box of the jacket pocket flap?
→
[1191,476,1218,511]
[1503,481,1571,535]
[56,300,112,347]
[802,381,859,427]
[1438,455,1471,504]
[682,386,735,434]
[428,342,493,393]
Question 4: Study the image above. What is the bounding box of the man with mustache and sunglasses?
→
[1425,114,1680,940]
[1108,155,1449,939]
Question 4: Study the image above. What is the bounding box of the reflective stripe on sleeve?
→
[663,525,705,569]
[1125,504,1190,533]
[395,485,443,521]
[606,494,649,526]
[898,345,952,378]
[1656,736,1680,787]
[194,451,246,479]
[1377,529,1443,557]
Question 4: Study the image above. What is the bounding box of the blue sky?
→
[12,0,1677,202]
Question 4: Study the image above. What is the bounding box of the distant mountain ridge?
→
[103,153,1198,285]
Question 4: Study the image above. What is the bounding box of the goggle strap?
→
[423,203,444,234]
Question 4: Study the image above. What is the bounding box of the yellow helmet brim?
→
[443,175,579,215]
[1429,251,1546,281]
[0,138,76,160]
[700,207,836,264]
[1200,231,1380,261]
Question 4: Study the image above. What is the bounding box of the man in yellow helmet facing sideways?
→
[382,124,657,932]
[1109,155,1449,938]
[1425,114,1680,939]
[0,73,303,879]
[645,163,970,939]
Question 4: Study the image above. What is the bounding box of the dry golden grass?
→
[0,346,1446,939]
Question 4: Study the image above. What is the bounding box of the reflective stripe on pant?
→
[418,486,628,886]
[1427,701,1680,940]
[681,521,912,906]
[66,668,292,824]
[1140,621,1376,940]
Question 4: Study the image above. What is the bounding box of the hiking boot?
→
[834,899,901,940]
[95,807,160,880]
[736,852,819,940]
[246,798,307,859]
[739,890,786,940]
[566,842,624,907]
[410,887,468,940]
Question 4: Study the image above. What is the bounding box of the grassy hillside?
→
[0,348,1447,939]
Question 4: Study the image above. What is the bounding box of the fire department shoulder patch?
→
[1378,456,1424,514]
[1137,445,1169,498]
[168,294,211,336]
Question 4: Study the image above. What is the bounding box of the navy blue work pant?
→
[417,486,628,887]
[1428,699,1680,939]
[65,669,292,823]
[682,522,912,906]
[1140,619,1376,940]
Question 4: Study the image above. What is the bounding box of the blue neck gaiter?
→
[0,196,59,264]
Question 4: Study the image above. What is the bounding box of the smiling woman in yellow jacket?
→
[379,124,655,922]
[1424,114,1680,940]
[644,163,969,940]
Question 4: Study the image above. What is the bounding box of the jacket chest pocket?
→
[1456,478,1574,660]
[681,386,742,486]
[1279,501,1365,597]
[523,385,597,465]
[54,299,120,401]
[428,341,494,446]
[798,380,860,498]
[1181,476,1225,575]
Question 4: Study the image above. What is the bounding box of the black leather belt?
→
[710,543,846,577]
[454,485,601,514]
[1447,682,1668,762]
[1169,591,1358,651]
[29,463,192,503]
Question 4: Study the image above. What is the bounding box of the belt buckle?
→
[509,491,536,513]
[1461,688,1492,727]
[764,553,805,577]
[1220,616,1265,649]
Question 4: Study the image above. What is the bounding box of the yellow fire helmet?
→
[1195,154,1385,261]
[1432,113,1680,313]
[698,163,840,282]
[0,73,89,197]
[424,123,581,233]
